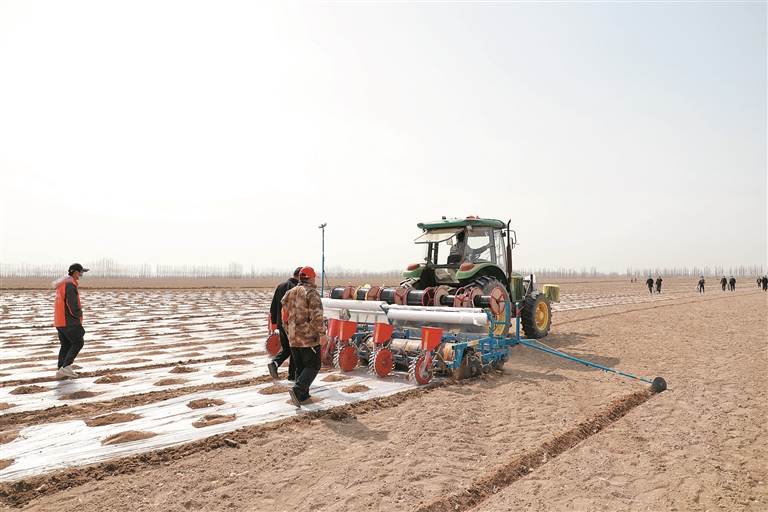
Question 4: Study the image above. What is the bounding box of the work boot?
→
[288,388,302,408]
[267,361,278,380]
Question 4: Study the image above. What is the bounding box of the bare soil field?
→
[1,278,765,511]
[0,277,405,291]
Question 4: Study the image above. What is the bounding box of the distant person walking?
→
[728,276,736,291]
[267,267,302,382]
[646,276,654,294]
[720,276,727,291]
[761,275,768,291]
[697,276,705,293]
[52,263,89,378]
[281,266,326,408]
[655,276,663,293]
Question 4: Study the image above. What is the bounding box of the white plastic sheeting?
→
[1,288,271,384]
[0,369,413,482]
[1,354,273,413]
[0,288,421,484]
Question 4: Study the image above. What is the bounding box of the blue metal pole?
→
[518,339,653,384]
[319,223,326,297]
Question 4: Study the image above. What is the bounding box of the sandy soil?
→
[1,279,765,511]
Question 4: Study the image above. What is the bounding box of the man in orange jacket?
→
[52,263,89,378]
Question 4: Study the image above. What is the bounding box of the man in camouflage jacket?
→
[281,266,326,407]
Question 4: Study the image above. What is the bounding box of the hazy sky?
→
[1,1,766,274]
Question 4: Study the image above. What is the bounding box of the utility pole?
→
[318,223,327,297]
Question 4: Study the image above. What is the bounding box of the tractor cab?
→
[403,218,511,289]
[401,216,555,340]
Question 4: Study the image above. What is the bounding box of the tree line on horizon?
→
[2,259,764,280]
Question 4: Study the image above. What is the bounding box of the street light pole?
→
[318,223,327,297]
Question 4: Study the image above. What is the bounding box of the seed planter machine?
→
[320,288,667,392]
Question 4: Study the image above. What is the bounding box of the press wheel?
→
[409,354,432,385]
[370,348,394,377]
[337,344,358,371]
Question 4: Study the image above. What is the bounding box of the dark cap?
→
[68,263,90,274]
[293,266,302,278]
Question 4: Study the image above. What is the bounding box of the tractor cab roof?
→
[414,227,462,244]
[417,217,506,231]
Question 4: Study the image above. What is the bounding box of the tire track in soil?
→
[413,387,659,512]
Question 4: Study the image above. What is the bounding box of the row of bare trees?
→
[512,266,766,279]
[622,265,765,279]
[1,261,764,280]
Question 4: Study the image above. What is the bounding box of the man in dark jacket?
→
[721,276,728,291]
[646,276,654,293]
[267,267,302,381]
[53,263,89,378]
[728,276,736,291]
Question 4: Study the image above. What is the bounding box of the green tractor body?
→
[401,217,558,339]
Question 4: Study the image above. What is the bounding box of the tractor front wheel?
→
[521,291,552,339]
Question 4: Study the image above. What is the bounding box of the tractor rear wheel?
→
[521,291,551,339]
[469,276,510,337]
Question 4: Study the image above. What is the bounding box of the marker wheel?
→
[265,333,281,357]
[652,377,667,393]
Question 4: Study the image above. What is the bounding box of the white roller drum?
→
[322,298,387,312]
[384,308,488,326]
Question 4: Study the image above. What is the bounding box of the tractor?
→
[399,216,558,339]
[288,217,666,391]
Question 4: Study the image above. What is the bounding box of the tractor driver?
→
[450,230,492,263]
